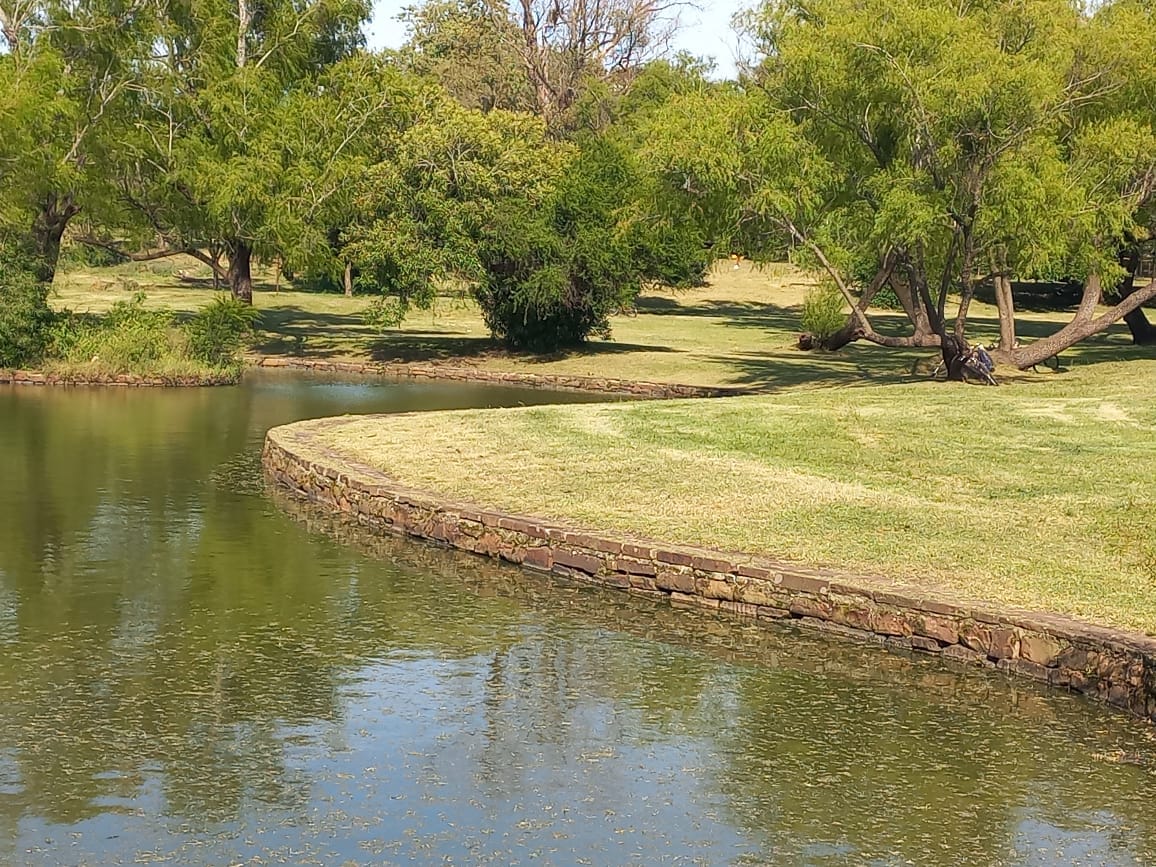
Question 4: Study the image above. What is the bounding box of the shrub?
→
[184,295,260,366]
[50,292,177,370]
[870,284,905,311]
[475,138,707,351]
[0,248,55,368]
[57,241,125,270]
[801,283,847,344]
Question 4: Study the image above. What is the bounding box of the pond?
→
[1,370,1154,866]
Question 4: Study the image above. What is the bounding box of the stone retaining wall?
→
[0,368,236,387]
[250,356,744,399]
[264,421,1156,724]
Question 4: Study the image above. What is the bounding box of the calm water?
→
[1,371,1155,866]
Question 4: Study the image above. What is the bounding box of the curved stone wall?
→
[264,419,1156,724]
[0,368,237,387]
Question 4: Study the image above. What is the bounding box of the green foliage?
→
[0,247,55,367]
[643,0,1156,361]
[396,0,533,113]
[58,242,125,270]
[185,296,260,365]
[870,285,904,311]
[50,294,177,369]
[476,137,707,350]
[351,100,707,351]
[800,283,847,343]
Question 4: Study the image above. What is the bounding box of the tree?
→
[647,0,1156,375]
[0,0,155,284]
[73,0,395,302]
[396,0,535,113]
[348,97,705,350]
[504,0,690,129]
[1086,0,1156,346]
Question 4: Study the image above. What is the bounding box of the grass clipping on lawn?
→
[317,359,1156,634]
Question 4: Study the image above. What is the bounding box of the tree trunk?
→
[823,257,893,350]
[1122,286,1156,345]
[999,273,1156,369]
[29,193,81,284]
[210,244,222,291]
[343,260,353,297]
[952,230,977,346]
[994,273,1016,351]
[227,241,253,304]
[1118,251,1156,345]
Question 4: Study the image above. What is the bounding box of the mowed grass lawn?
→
[53,256,1146,390]
[313,361,1156,633]
[57,256,1156,630]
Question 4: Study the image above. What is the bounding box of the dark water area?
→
[1,370,1154,866]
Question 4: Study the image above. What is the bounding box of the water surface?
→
[1,371,1154,866]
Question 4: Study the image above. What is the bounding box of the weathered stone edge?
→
[0,368,236,387]
[249,355,747,399]
[2,355,745,396]
[263,420,1156,724]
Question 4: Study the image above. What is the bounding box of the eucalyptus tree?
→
[508,0,689,128]
[647,0,1156,375]
[396,0,535,113]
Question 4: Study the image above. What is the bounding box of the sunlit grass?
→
[62,255,1156,629]
[311,359,1156,633]
[55,255,1149,390]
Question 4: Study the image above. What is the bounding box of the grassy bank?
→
[53,256,1147,390]
[11,282,253,384]
[57,256,1156,630]
[313,360,1156,633]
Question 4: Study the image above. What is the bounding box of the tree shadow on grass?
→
[252,306,373,358]
[367,332,681,364]
[708,347,933,392]
[255,302,684,364]
[636,296,803,332]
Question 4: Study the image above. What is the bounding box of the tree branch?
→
[75,236,228,278]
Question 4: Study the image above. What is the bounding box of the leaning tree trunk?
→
[343,260,353,298]
[823,257,894,350]
[999,273,1156,369]
[1118,252,1156,345]
[227,241,253,304]
[29,193,81,284]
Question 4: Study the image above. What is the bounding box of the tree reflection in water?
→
[0,374,1153,865]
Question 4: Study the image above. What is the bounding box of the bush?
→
[801,283,847,344]
[870,284,905,311]
[475,138,707,351]
[184,295,259,366]
[0,248,55,368]
[50,292,177,370]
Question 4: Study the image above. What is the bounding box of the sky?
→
[363,0,754,79]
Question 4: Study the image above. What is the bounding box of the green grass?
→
[311,360,1156,633]
[57,255,1156,631]
[55,255,1147,390]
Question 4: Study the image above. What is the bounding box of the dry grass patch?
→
[315,359,1156,633]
